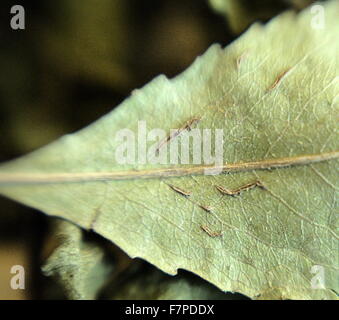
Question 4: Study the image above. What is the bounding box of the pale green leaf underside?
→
[0,1,338,299]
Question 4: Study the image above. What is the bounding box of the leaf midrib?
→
[0,150,338,184]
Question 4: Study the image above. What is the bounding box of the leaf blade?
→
[0,1,338,299]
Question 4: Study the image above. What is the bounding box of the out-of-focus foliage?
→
[42,220,115,300]
[40,0,132,91]
[106,264,242,300]
[209,0,318,33]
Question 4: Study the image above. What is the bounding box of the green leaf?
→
[0,1,338,299]
[42,220,114,300]
[209,0,315,33]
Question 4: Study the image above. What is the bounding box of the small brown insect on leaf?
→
[155,117,201,155]
[169,184,192,197]
[267,67,292,91]
[216,180,265,197]
[184,117,201,131]
[236,51,250,69]
[199,204,213,212]
[200,225,222,238]
[89,208,101,231]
